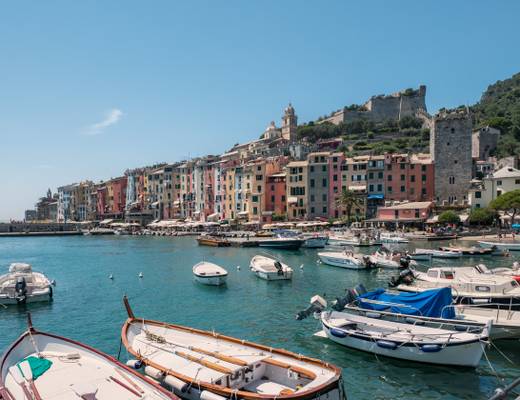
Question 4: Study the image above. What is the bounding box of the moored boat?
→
[301,234,328,248]
[193,262,228,286]
[478,240,520,251]
[379,232,409,243]
[121,297,345,400]
[413,248,461,259]
[317,251,367,270]
[250,255,293,280]
[0,263,54,305]
[0,315,177,400]
[197,235,231,247]
[368,248,416,269]
[257,237,304,250]
[439,246,494,256]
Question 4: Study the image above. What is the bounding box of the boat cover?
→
[357,287,455,319]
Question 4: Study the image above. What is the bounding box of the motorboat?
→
[413,248,461,259]
[0,263,54,305]
[379,232,409,243]
[0,315,177,400]
[121,297,346,400]
[317,251,367,270]
[439,245,494,256]
[250,255,293,280]
[405,251,433,262]
[257,237,304,250]
[318,309,488,367]
[391,266,520,308]
[301,234,328,248]
[337,286,520,340]
[478,240,520,251]
[367,248,416,269]
[193,262,228,286]
[327,235,380,247]
[197,235,231,247]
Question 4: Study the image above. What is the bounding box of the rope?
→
[490,341,516,366]
[482,345,502,385]
[117,338,123,360]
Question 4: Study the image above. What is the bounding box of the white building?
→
[469,166,520,208]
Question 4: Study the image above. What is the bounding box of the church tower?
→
[281,103,297,141]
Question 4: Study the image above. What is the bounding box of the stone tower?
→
[281,103,297,141]
[430,108,473,205]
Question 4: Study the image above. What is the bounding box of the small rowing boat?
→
[0,315,177,400]
[121,297,346,400]
[193,262,228,286]
[250,255,293,280]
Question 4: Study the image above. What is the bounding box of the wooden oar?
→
[174,351,233,374]
[114,368,144,394]
[263,358,316,380]
[19,360,42,400]
[190,347,248,367]
[109,376,141,397]
[8,367,32,400]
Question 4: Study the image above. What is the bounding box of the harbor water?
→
[0,236,519,399]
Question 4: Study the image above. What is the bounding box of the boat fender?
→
[376,340,398,350]
[144,366,165,381]
[329,328,347,338]
[404,317,425,325]
[420,344,442,353]
[164,375,189,393]
[365,312,382,319]
[200,390,228,400]
[125,359,143,369]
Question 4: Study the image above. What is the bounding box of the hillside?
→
[472,72,520,157]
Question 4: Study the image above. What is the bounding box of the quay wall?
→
[0,222,81,233]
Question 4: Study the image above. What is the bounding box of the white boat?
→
[406,251,433,261]
[193,262,228,286]
[0,316,177,400]
[327,235,379,247]
[122,297,345,400]
[394,267,520,307]
[250,255,293,280]
[367,249,416,269]
[414,248,461,259]
[0,263,54,305]
[319,310,489,367]
[379,232,409,243]
[478,240,520,251]
[301,234,328,248]
[257,237,304,250]
[317,251,367,270]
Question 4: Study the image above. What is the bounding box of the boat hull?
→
[258,240,303,250]
[318,254,365,270]
[478,241,520,251]
[0,289,52,305]
[302,238,327,248]
[252,270,293,280]
[194,274,227,286]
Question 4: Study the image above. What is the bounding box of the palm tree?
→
[336,189,363,223]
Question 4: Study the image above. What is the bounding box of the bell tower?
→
[281,103,297,141]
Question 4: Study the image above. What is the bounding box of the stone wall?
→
[430,109,473,205]
[472,126,500,160]
[0,222,81,233]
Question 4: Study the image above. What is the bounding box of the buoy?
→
[139,272,143,278]
[126,359,142,369]
[300,264,304,270]
[236,265,241,270]
[164,375,189,392]
[109,274,114,280]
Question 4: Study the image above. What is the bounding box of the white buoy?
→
[138,272,143,278]
[236,265,241,270]
[300,264,304,270]
[109,274,114,280]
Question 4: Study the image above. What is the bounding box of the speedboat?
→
[121,297,346,400]
[250,255,293,280]
[0,315,177,400]
[301,234,328,248]
[367,248,416,269]
[406,251,433,261]
[439,245,494,256]
[257,237,304,250]
[319,309,488,367]
[317,251,367,270]
[392,266,520,308]
[379,232,409,243]
[193,262,228,286]
[0,263,54,305]
[478,240,520,251]
[413,248,461,259]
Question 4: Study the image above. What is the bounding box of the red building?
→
[376,201,433,223]
[264,172,287,222]
[97,176,127,219]
[384,153,434,202]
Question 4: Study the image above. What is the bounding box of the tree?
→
[468,207,496,227]
[489,189,520,224]
[336,189,363,223]
[438,210,460,224]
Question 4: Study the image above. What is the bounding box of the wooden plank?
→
[263,358,316,380]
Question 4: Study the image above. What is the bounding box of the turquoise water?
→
[0,236,519,399]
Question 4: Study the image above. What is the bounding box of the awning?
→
[349,185,366,192]
[173,200,181,206]
[238,211,249,216]
[99,219,113,225]
[367,194,384,200]
[288,196,298,204]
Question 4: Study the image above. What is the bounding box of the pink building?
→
[377,201,433,223]
[328,152,345,218]
[264,172,287,222]
[384,154,434,202]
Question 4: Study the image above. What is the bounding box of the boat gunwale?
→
[121,312,342,400]
[0,327,178,399]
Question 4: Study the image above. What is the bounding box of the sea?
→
[0,235,519,399]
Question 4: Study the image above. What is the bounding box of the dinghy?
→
[368,248,416,269]
[193,262,228,286]
[0,315,177,400]
[121,297,345,400]
[0,263,54,305]
[317,251,367,270]
[250,255,293,280]
[319,310,489,367]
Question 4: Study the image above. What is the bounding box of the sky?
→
[1,0,519,220]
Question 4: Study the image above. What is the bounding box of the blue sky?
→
[1,0,519,220]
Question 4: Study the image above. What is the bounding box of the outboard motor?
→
[388,268,414,288]
[296,295,327,320]
[274,261,283,275]
[15,276,27,303]
[399,256,411,269]
[363,255,376,269]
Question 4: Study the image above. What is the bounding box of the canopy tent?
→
[357,287,455,319]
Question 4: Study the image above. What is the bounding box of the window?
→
[400,163,405,170]
[369,184,374,192]
[410,175,415,182]
[497,180,502,186]
[252,195,258,202]
[322,178,327,187]
[310,195,315,201]
[322,194,327,201]
[333,174,338,181]
[387,165,392,171]
[422,165,426,172]
[378,172,383,179]
[322,165,327,172]
[253,207,258,215]
[298,167,303,173]
[377,184,383,192]
[422,174,426,182]
[271,195,275,202]
[310,207,315,213]
[415,209,420,218]
[516,179,520,185]
[387,186,393,192]
[322,206,327,213]
[421,188,426,195]
[310,179,315,188]
[400,174,405,181]
[388,175,392,181]
[475,191,481,199]
[257,185,261,193]
[449,176,455,184]
[255,175,263,180]
[368,172,374,179]
[400,186,405,192]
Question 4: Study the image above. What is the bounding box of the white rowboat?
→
[193,262,228,286]
[250,255,293,280]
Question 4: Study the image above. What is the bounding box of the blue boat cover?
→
[357,287,455,319]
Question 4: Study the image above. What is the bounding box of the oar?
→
[8,366,32,400]
[109,375,141,397]
[18,361,42,400]
[114,368,144,394]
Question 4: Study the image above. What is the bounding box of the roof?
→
[287,161,308,167]
[383,201,433,210]
[491,166,520,179]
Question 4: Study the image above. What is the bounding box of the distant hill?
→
[472,72,520,157]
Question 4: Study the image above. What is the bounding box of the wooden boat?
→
[193,262,228,286]
[318,310,489,367]
[0,315,177,400]
[478,240,520,251]
[317,251,367,270]
[250,255,293,280]
[197,235,231,247]
[439,246,494,256]
[0,263,54,305]
[121,297,345,400]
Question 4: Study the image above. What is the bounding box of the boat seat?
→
[243,380,294,395]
